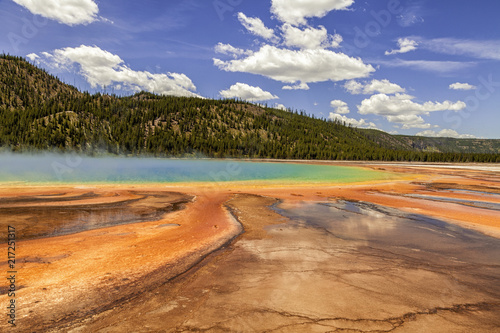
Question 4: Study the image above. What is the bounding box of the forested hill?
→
[360,129,500,155]
[0,54,499,162]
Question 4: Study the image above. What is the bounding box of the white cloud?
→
[387,114,431,129]
[237,12,278,42]
[377,58,476,73]
[416,129,476,139]
[219,82,279,102]
[363,79,405,94]
[12,0,99,26]
[281,24,342,49]
[330,100,350,114]
[449,82,477,91]
[214,43,252,58]
[385,38,418,55]
[282,82,310,90]
[358,93,467,116]
[358,93,466,129]
[329,113,376,128]
[41,51,53,58]
[214,44,375,84]
[274,103,288,111]
[418,38,500,61]
[344,79,405,95]
[38,45,200,98]
[343,80,363,95]
[271,0,354,25]
[330,34,343,48]
[26,53,39,61]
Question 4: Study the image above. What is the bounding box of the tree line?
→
[1,54,499,163]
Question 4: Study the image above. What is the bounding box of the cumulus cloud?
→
[237,12,278,42]
[12,0,99,26]
[274,103,288,111]
[449,82,477,91]
[282,82,310,90]
[330,100,350,114]
[416,129,476,139]
[358,93,466,129]
[386,114,431,129]
[329,113,376,128]
[281,24,342,49]
[214,45,374,84]
[37,45,201,97]
[214,43,252,58]
[343,80,363,95]
[26,53,39,61]
[215,1,374,91]
[344,79,405,95]
[385,38,418,55]
[219,82,279,101]
[271,0,354,25]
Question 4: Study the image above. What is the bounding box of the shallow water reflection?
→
[405,193,500,210]
[0,191,191,240]
[273,200,500,275]
[64,196,500,332]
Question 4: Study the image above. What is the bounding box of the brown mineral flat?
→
[0,162,499,332]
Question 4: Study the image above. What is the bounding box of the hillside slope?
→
[359,128,500,155]
[0,55,498,162]
[395,135,500,154]
[0,55,81,110]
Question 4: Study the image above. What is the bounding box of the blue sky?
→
[1,0,500,138]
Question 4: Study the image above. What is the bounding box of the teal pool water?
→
[0,154,392,184]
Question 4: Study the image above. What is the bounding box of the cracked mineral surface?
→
[0,163,499,332]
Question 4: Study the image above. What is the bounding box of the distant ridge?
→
[0,54,499,162]
[360,129,500,155]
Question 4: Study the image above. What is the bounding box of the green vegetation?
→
[361,129,500,155]
[1,54,499,162]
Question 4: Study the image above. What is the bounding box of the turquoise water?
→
[0,154,391,184]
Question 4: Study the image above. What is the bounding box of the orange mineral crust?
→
[0,162,499,332]
[0,188,241,331]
